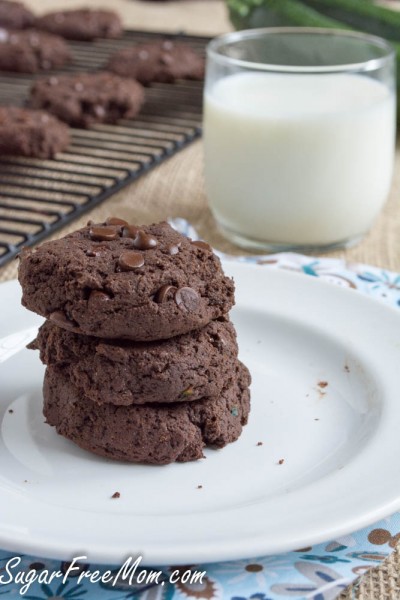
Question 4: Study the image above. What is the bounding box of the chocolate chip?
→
[106,217,128,226]
[155,284,175,303]
[168,243,180,255]
[49,311,77,330]
[29,34,39,47]
[174,287,200,312]
[122,224,139,239]
[94,105,106,118]
[132,230,158,250]
[208,333,225,349]
[192,240,212,251]
[88,290,111,305]
[118,250,144,271]
[160,53,174,65]
[89,226,119,241]
[86,245,109,257]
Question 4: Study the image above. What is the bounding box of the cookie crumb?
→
[278,459,285,465]
[256,441,263,446]
[8,409,13,414]
[344,364,350,373]
[111,491,120,499]
[197,485,203,489]
[314,418,320,421]
[317,381,328,388]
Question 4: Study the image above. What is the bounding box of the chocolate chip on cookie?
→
[106,40,205,84]
[18,220,234,341]
[29,72,145,128]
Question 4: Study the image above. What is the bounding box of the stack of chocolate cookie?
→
[18,219,251,465]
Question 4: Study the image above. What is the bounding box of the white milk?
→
[204,72,395,246]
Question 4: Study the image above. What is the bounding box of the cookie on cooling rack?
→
[18,220,235,341]
[0,0,35,30]
[0,107,70,158]
[106,40,205,84]
[43,360,251,464]
[29,72,145,128]
[0,28,71,73]
[36,9,122,41]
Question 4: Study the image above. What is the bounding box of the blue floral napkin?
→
[1,219,399,600]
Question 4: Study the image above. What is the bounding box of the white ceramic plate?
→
[1,263,400,565]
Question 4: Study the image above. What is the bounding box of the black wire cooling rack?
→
[0,29,208,267]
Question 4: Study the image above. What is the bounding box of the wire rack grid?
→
[0,29,208,267]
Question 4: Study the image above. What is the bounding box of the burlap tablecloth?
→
[1,1,400,597]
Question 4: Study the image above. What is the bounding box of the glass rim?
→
[206,27,395,74]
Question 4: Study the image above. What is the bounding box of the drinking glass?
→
[203,28,396,252]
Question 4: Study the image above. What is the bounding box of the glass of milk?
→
[204,28,396,251]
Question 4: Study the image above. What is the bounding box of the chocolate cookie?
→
[30,72,145,128]
[0,107,70,158]
[106,40,205,85]
[36,9,122,41]
[0,28,71,73]
[18,220,234,341]
[43,361,251,464]
[30,317,238,405]
[0,0,35,30]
